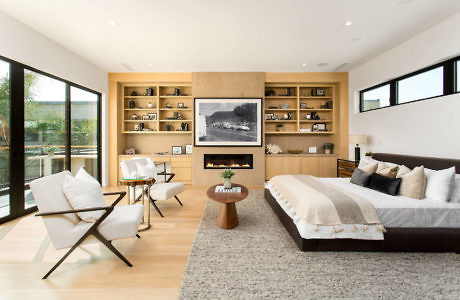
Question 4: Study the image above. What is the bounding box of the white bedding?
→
[266,177,460,240]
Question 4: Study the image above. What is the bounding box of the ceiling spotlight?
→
[343,21,353,27]
[302,63,307,67]
[109,20,119,27]
[317,63,328,67]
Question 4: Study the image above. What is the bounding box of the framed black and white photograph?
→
[194,98,263,147]
[142,115,150,120]
[148,113,157,120]
[185,144,192,154]
[172,146,182,155]
[265,113,274,120]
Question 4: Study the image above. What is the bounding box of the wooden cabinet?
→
[118,155,192,184]
[337,159,357,178]
[265,155,337,180]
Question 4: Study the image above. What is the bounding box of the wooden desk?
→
[207,183,248,229]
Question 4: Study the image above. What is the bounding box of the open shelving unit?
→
[122,84,193,134]
[264,84,335,135]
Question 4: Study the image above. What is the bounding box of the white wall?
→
[0,11,109,185]
[349,12,460,160]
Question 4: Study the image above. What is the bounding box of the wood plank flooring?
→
[0,186,208,300]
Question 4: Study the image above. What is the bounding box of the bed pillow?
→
[360,156,380,165]
[449,174,460,203]
[397,165,412,177]
[397,166,426,200]
[358,160,378,174]
[369,173,402,196]
[350,168,372,187]
[424,167,456,202]
[63,174,105,222]
[376,162,399,178]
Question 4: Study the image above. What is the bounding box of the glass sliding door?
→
[24,70,66,209]
[0,60,10,219]
[70,86,99,178]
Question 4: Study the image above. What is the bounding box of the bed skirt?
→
[265,189,460,253]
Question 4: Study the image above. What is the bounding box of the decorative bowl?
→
[287,149,303,154]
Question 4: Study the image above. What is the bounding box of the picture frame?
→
[272,115,279,120]
[316,89,325,96]
[194,98,263,147]
[300,102,307,109]
[265,113,274,120]
[142,115,150,120]
[172,146,182,155]
[147,113,157,120]
[185,144,192,154]
[315,122,327,131]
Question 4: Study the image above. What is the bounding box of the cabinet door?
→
[265,157,284,180]
[318,157,337,177]
[284,157,302,175]
[301,157,319,176]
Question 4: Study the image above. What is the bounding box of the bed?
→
[264,153,460,252]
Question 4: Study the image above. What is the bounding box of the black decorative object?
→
[129,100,135,108]
[175,88,180,96]
[165,124,172,131]
[287,88,292,96]
[139,122,144,130]
[148,88,154,96]
[265,90,275,96]
[130,91,137,96]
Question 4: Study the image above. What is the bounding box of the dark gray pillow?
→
[369,173,402,196]
[350,168,372,187]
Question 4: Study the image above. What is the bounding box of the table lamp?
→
[349,135,367,162]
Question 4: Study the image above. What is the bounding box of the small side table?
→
[337,159,358,178]
[119,178,155,231]
[207,183,248,229]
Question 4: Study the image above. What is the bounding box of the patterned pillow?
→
[376,162,399,178]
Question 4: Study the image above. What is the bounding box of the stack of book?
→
[215,185,242,193]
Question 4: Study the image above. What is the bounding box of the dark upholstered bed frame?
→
[265,153,460,252]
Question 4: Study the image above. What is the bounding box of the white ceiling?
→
[0,0,459,72]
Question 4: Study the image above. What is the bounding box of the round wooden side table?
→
[207,183,248,229]
[119,177,155,231]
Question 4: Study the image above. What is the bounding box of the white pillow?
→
[424,167,456,202]
[360,156,380,165]
[136,162,157,180]
[63,174,105,222]
[449,174,460,203]
[76,167,100,186]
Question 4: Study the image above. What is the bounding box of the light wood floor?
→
[0,186,209,300]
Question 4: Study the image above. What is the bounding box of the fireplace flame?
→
[206,162,251,168]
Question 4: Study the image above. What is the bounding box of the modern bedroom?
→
[0,1,459,299]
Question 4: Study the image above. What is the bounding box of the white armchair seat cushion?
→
[54,204,144,249]
[150,182,184,201]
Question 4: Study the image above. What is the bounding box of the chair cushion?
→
[136,162,157,180]
[150,182,184,201]
[63,174,106,222]
[98,204,144,241]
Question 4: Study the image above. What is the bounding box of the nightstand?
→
[337,159,358,178]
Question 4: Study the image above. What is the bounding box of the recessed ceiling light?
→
[317,63,328,67]
[302,63,307,67]
[343,21,353,27]
[109,20,119,27]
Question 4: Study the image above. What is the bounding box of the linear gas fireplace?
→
[204,154,253,169]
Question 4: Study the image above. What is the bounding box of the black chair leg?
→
[150,200,164,217]
[175,195,183,206]
[136,234,141,239]
[42,238,83,279]
[93,231,132,267]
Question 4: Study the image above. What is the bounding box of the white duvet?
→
[266,178,460,240]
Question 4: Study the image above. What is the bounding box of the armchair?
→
[30,171,144,279]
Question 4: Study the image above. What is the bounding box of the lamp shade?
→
[349,135,367,145]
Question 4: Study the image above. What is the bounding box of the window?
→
[397,66,443,104]
[359,56,459,112]
[0,60,10,219]
[361,84,390,112]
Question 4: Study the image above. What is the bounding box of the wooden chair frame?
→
[35,191,141,279]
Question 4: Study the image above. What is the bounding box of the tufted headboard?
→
[372,153,460,174]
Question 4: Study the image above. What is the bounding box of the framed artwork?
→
[194,98,263,147]
[142,115,150,120]
[185,144,192,154]
[148,113,157,120]
[264,113,274,120]
[300,102,307,109]
[172,146,182,155]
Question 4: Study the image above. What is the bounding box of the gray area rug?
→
[180,190,460,299]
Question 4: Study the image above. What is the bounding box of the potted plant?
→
[365,152,373,157]
[220,168,235,189]
[46,146,58,157]
[276,124,284,132]
[322,143,334,154]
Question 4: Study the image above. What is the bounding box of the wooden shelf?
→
[159,108,192,111]
[160,96,192,98]
[124,108,157,111]
[265,120,297,123]
[159,120,192,122]
[124,96,157,99]
[299,120,333,123]
[299,96,332,99]
[124,120,157,122]
[264,96,297,99]
[122,131,192,134]
[264,109,297,111]
[299,109,333,111]
[265,131,335,135]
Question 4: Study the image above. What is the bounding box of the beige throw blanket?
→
[268,175,385,232]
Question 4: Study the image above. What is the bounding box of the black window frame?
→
[0,55,102,225]
[360,55,460,113]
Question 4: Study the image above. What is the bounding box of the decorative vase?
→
[224,178,232,189]
[325,149,331,154]
[129,100,135,108]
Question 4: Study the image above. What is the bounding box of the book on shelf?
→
[215,185,241,193]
